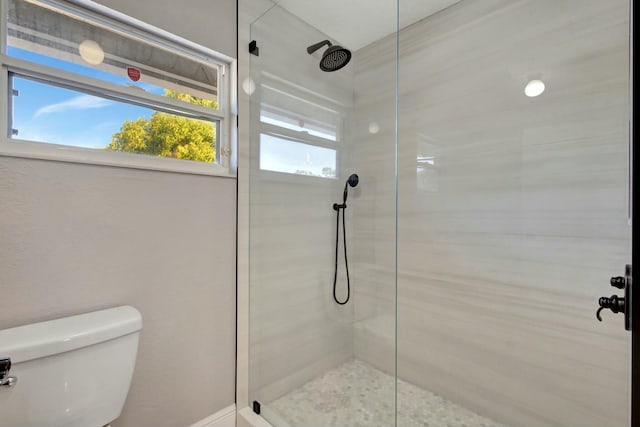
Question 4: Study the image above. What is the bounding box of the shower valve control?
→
[596,264,631,331]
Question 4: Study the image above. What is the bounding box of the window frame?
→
[0,0,236,177]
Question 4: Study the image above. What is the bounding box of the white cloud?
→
[34,95,112,118]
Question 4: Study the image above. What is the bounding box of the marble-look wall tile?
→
[348,29,399,337]
[351,1,631,427]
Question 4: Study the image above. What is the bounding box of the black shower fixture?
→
[307,40,352,72]
[334,173,359,211]
[332,174,359,305]
[347,173,359,189]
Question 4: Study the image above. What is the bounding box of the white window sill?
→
[0,138,236,178]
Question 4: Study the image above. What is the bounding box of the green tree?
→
[165,89,218,109]
[107,90,217,162]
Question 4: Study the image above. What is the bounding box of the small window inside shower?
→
[257,84,341,180]
[260,134,336,178]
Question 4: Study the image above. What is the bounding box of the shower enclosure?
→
[247,1,634,426]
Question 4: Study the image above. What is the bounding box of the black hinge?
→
[253,400,261,414]
[249,40,259,56]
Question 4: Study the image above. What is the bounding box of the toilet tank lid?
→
[0,306,142,364]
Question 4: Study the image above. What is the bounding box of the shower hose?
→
[333,205,350,305]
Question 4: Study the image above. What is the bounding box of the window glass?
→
[260,134,336,178]
[11,75,218,162]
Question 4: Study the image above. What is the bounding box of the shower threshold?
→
[263,359,509,427]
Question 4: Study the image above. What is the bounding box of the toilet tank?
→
[0,306,142,427]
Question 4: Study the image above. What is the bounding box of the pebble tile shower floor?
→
[268,359,509,427]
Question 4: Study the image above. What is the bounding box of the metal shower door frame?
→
[631,1,638,426]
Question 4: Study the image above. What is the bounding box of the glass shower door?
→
[247,2,398,426]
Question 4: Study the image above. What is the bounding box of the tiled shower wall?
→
[350,1,631,427]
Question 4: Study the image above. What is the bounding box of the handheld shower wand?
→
[332,174,359,305]
[334,173,359,211]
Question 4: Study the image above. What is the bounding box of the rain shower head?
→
[307,40,352,72]
[320,45,351,72]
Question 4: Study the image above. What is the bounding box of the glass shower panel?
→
[248,3,398,426]
[395,1,631,427]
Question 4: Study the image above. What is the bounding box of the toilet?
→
[0,306,142,427]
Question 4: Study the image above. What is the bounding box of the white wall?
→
[0,159,237,427]
[0,1,238,426]
[351,1,631,427]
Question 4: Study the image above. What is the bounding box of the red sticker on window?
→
[127,67,141,82]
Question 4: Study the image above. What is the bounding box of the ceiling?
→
[273,0,461,51]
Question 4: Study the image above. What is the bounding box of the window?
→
[1,0,233,175]
[257,83,341,180]
[260,134,336,177]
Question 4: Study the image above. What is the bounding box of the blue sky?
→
[10,47,163,148]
